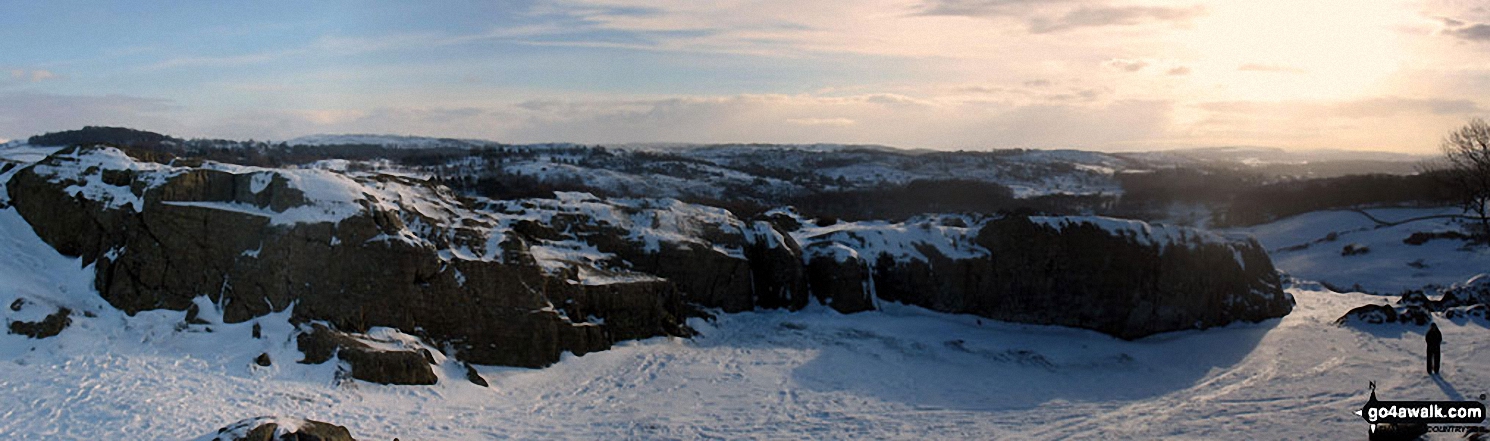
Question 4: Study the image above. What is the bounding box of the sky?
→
[0,0,1488,153]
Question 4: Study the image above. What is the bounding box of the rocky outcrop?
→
[1336,304,1398,325]
[296,325,437,385]
[5,147,685,368]
[7,307,71,338]
[1335,274,1490,326]
[529,196,810,313]
[207,416,355,441]
[801,215,1292,339]
[6,146,1297,371]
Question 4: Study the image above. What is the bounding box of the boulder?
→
[1335,304,1398,325]
[8,307,71,338]
[1397,306,1432,326]
[296,325,437,385]
[463,362,489,387]
[1444,304,1488,320]
[207,416,355,441]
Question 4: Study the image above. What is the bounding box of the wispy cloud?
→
[1028,5,1205,33]
[916,0,1205,33]
[1440,18,1490,42]
[8,69,61,83]
[1237,63,1306,74]
[1104,58,1148,72]
[786,117,856,126]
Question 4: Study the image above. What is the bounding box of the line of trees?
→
[1438,117,1490,237]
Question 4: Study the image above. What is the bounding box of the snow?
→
[3,210,1483,440]
[498,192,751,259]
[195,416,309,441]
[0,197,1486,439]
[1032,215,1235,250]
[16,148,369,225]
[0,143,67,164]
[797,215,987,263]
[4,142,1489,438]
[248,172,272,194]
[1230,207,1490,293]
[27,147,180,212]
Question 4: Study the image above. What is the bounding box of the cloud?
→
[0,93,178,140]
[492,93,1178,149]
[916,0,1068,17]
[786,117,856,126]
[916,0,1204,33]
[8,69,61,83]
[1166,66,1191,75]
[1104,58,1148,72]
[1028,6,1204,33]
[1237,63,1306,74]
[1442,20,1490,42]
[1186,96,1485,151]
[1197,97,1482,118]
[1333,97,1482,118]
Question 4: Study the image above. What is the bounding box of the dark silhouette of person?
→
[1426,322,1442,375]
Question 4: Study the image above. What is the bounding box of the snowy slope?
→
[1230,207,1490,293]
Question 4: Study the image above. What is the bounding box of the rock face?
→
[5,146,1296,371]
[5,147,682,368]
[801,215,1292,339]
[208,416,355,441]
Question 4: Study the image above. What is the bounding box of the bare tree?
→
[1441,117,1490,236]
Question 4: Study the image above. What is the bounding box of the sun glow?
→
[1179,0,1410,101]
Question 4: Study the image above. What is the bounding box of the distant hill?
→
[28,126,180,149]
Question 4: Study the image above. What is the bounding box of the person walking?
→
[1426,322,1442,375]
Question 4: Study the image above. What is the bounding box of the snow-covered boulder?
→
[6,305,71,338]
[1335,304,1398,325]
[1337,274,1490,327]
[296,324,438,385]
[202,416,355,441]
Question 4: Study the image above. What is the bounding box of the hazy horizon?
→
[3,0,1487,153]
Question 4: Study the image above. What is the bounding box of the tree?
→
[1440,117,1490,236]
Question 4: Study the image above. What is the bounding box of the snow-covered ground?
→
[2,199,1487,439]
[2,142,1486,439]
[1231,207,1490,293]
